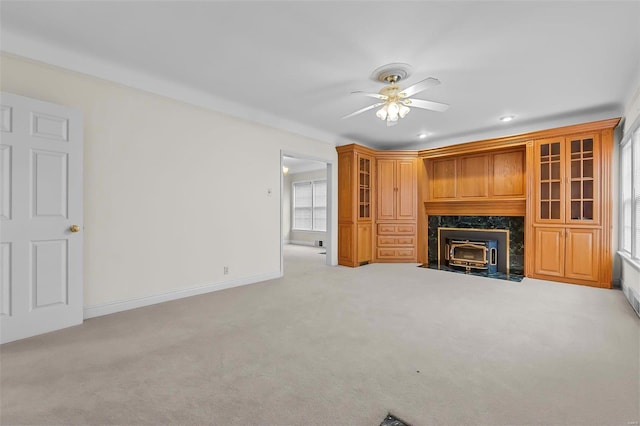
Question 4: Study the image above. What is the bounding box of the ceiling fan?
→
[343,64,450,126]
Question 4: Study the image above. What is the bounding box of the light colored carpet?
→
[1,244,638,425]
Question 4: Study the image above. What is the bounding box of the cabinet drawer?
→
[377,223,416,235]
[377,236,415,247]
[376,247,416,259]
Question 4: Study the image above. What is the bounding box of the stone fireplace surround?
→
[427,215,525,275]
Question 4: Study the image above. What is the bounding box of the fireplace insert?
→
[446,239,498,273]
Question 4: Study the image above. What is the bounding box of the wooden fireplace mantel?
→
[424,199,526,216]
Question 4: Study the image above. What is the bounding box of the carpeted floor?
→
[1,244,639,425]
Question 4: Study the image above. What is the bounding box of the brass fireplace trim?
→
[437,227,510,274]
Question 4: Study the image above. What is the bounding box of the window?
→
[293,180,326,231]
[620,123,640,260]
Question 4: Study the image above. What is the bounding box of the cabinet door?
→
[357,223,372,263]
[357,154,372,220]
[377,159,396,221]
[565,228,599,281]
[431,158,456,199]
[491,149,526,197]
[535,138,565,223]
[566,134,600,225]
[534,227,565,277]
[396,159,416,220]
[459,154,489,198]
[338,223,355,266]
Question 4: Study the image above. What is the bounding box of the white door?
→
[1,93,83,344]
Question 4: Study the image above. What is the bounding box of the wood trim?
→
[375,150,419,159]
[418,118,621,159]
[336,143,378,156]
[524,140,535,277]
[424,199,526,216]
[600,127,614,288]
[417,158,428,264]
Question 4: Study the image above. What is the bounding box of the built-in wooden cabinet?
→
[534,134,600,224]
[531,131,612,287]
[336,118,619,287]
[427,148,526,201]
[533,227,600,282]
[376,158,416,221]
[337,145,375,267]
[376,156,417,262]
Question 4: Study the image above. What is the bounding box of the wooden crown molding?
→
[418,117,621,159]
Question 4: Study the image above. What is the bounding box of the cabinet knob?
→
[69,225,80,233]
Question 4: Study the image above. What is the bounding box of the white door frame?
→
[280,150,337,274]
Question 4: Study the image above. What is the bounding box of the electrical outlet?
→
[224,266,229,275]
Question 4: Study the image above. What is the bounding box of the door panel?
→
[32,240,68,308]
[376,159,395,221]
[535,138,565,223]
[396,159,416,220]
[1,243,11,316]
[492,150,525,197]
[32,150,68,218]
[1,145,11,220]
[565,228,599,281]
[534,227,564,277]
[459,154,488,198]
[431,158,456,199]
[565,134,600,225]
[357,223,372,263]
[0,93,83,344]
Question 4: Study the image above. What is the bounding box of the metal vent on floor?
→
[380,413,411,426]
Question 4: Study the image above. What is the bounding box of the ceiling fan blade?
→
[399,77,441,98]
[342,102,385,119]
[404,98,449,112]
[352,91,388,100]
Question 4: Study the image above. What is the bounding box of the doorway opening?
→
[281,154,332,272]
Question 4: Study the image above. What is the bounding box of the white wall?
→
[619,69,640,316]
[0,54,338,314]
[283,169,327,246]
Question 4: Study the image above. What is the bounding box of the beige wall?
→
[283,169,327,246]
[1,54,337,312]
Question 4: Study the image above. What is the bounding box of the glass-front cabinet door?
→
[566,134,600,224]
[358,155,371,219]
[536,138,564,223]
[535,134,600,224]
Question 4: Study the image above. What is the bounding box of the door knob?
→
[69,225,80,233]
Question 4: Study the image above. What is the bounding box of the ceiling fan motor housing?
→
[370,63,412,84]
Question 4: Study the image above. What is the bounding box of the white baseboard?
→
[288,240,315,247]
[83,271,282,319]
[621,278,640,318]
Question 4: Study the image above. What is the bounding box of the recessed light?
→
[418,132,429,139]
[500,115,516,122]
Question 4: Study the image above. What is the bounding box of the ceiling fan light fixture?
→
[387,102,400,121]
[376,106,388,120]
[398,104,410,118]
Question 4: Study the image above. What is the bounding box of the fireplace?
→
[427,216,524,276]
[436,227,510,274]
[447,238,498,273]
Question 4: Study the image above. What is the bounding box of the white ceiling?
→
[2,1,639,150]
